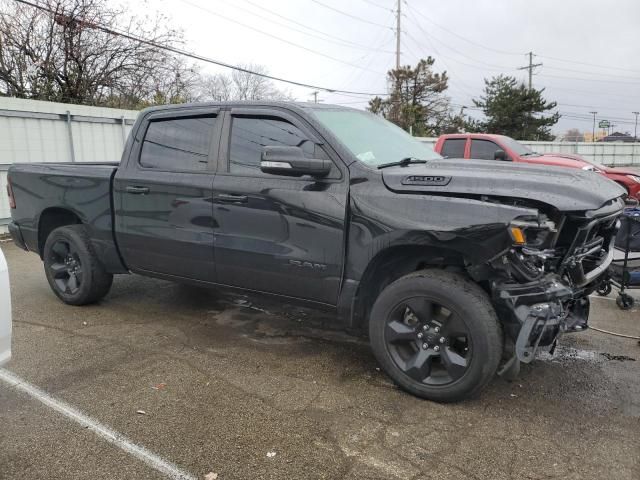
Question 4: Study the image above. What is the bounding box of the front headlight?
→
[627,175,640,184]
[509,218,556,247]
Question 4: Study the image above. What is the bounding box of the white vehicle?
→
[0,247,11,366]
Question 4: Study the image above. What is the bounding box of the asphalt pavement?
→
[1,241,639,480]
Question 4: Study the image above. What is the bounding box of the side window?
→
[470,139,501,160]
[139,116,216,171]
[441,139,466,158]
[229,116,321,175]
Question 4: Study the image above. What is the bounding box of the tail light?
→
[6,180,15,209]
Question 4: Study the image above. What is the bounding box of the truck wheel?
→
[369,270,503,403]
[43,225,113,306]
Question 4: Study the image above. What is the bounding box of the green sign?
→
[598,120,610,128]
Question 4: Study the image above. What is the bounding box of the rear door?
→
[114,107,221,282]
[211,107,348,305]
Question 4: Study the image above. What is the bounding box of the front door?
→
[114,108,221,282]
[212,108,348,304]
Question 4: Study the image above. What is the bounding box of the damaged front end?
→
[487,199,623,363]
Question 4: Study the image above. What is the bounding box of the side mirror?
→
[494,149,508,161]
[260,146,331,177]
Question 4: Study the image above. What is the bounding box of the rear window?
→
[140,116,216,171]
[441,139,466,158]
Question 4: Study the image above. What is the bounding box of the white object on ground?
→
[0,248,11,366]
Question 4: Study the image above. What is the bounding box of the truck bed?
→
[7,162,124,272]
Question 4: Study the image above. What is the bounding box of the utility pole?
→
[589,111,597,142]
[633,111,639,140]
[518,52,543,90]
[311,91,319,104]
[395,0,401,69]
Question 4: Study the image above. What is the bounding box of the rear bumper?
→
[8,222,28,251]
[493,273,595,363]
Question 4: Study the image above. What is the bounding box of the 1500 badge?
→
[402,175,451,186]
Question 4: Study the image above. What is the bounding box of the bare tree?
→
[199,64,292,102]
[199,73,234,102]
[0,0,193,108]
[563,128,585,142]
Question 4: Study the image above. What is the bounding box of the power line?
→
[538,55,640,76]
[542,64,640,81]
[13,0,389,96]
[538,73,640,86]
[235,0,394,53]
[405,1,640,81]
[174,0,386,74]
[402,8,513,71]
[404,1,522,56]
[191,0,395,54]
[309,0,392,28]
[360,0,393,12]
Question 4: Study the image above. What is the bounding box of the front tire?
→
[43,225,113,305]
[369,270,503,403]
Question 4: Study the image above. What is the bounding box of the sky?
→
[130,0,640,136]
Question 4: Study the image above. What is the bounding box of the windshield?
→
[498,135,536,156]
[310,108,442,167]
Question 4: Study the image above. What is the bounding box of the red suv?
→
[434,134,640,200]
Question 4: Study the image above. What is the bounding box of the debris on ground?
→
[266,451,276,458]
[203,472,218,480]
[600,352,636,362]
[151,383,167,390]
[136,410,146,415]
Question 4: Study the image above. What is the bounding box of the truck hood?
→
[381,159,626,212]
[600,165,639,176]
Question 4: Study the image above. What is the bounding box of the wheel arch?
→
[38,207,83,257]
[350,244,467,332]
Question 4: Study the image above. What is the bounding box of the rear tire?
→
[43,225,113,305]
[369,270,503,403]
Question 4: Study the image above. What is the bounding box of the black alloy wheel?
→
[48,239,84,295]
[43,225,113,305]
[385,298,472,386]
[369,270,503,402]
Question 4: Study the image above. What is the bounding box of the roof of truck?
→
[139,101,356,115]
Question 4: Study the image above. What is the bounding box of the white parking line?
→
[0,368,197,480]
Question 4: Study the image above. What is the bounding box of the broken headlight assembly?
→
[507,217,559,282]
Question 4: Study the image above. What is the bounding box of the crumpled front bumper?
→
[492,275,592,363]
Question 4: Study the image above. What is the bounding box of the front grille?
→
[556,212,620,287]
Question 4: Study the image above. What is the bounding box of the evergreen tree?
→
[471,75,559,140]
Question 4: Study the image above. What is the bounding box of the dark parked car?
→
[7,102,626,402]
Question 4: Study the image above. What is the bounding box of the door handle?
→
[126,186,150,195]
[217,193,248,203]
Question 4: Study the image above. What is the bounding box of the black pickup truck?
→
[7,102,625,402]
